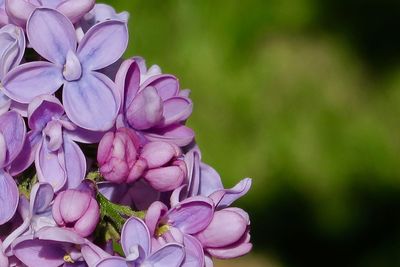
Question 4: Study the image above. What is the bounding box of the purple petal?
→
[96,257,128,267]
[2,62,63,104]
[143,124,195,147]
[126,86,163,130]
[145,243,185,267]
[59,190,90,223]
[63,136,86,189]
[167,196,214,235]
[185,149,201,197]
[28,95,64,131]
[35,226,85,244]
[181,234,205,267]
[141,141,180,169]
[162,97,193,126]
[145,201,168,236]
[81,242,111,267]
[141,75,179,101]
[65,126,106,144]
[8,131,41,176]
[78,20,128,70]
[4,0,36,27]
[207,241,252,259]
[144,166,185,192]
[56,0,95,23]
[0,24,25,80]
[195,209,248,248]
[0,92,11,116]
[27,8,77,64]
[35,139,66,192]
[121,217,150,257]
[74,198,99,237]
[116,59,140,112]
[0,170,18,225]
[0,110,26,167]
[217,178,252,208]
[198,163,223,196]
[30,183,54,215]
[63,72,120,131]
[13,239,66,267]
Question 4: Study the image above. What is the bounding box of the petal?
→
[27,8,77,64]
[2,62,63,104]
[218,178,252,208]
[12,239,66,267]
[141,141,180,169]
[145,243,185,267]
[30,182,54,215]
[64,126,106,144]
[28,95,64,131]
[144,166,185,192]
[59,190,91,223]
[198,163,223,197]
[81,242,111,267]
[8,131,41,176]
[167,196,214,235]
[63,135,86,189]
[0,91,11,116]
[195,210,247,248]
[56,0,95,23]
[63,72,120,131]
[115,59,140,113]
[162,97,193,126]
[126,86,163,130]
[145,201,168,236]
[121,217,151,257]
[35,226,85,244]
[0,24,25,80]
[141,75,179,101]
[143,124,195,147]
[0,132,6,167]
[35,139,66,192]
[0,110,26,167]
[0,170,18,225]
[74,198,99,237]
[207,242,252,259]
[4,0,36,27]
[185,149,201,197]
[181,234,204,267]
[96,257,129,267]
[78,20,128,70]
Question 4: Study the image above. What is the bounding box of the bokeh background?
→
[103,1,400,266]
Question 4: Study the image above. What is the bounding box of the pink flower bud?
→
[52,189,100,237]
[97,127,143,183]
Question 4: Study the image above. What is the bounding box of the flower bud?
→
[195,208,252,259]
[97,127,145,184]
[52,189,100,237]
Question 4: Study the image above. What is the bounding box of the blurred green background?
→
[103,1,400,266]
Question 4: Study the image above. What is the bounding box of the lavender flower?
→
[5,0,95,27]
[3,8,128,131]
[9,95,87,191]
[0,0,8,26]
[96,217,185,267]
[116,58,195,147]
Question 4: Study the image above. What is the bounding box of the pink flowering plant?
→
[0,1,252,266]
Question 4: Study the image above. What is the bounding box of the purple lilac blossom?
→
[96,216,185,267]
[3,8,128,131]
[5,0,95,27]
[116,58,195,147]
[9,95,86,191]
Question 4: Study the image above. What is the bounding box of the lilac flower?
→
[116,58,195,147]
[0,111,26,225]
[1,183,56,252]
[145,197,215,267]
[12,226,106,266]
[9,95,87,191]
[3,8,128,131]
[98,127,186,192]
[184,146,252,208]
[194,208,252,259]
[5,0,95,27]
[96,217,185,267]
[0,24,25,115]
[52,187,100,237]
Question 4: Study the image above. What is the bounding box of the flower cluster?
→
[0,1,252,267]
